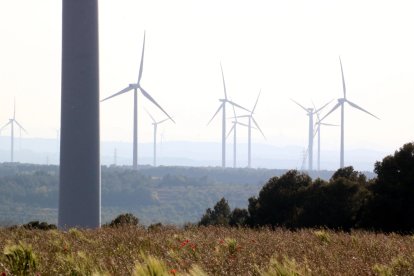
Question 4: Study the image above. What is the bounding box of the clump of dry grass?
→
[0,226,413,275]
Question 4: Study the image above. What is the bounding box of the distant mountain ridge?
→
[0,136,388,171]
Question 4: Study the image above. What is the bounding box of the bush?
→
[22,221,57,230]
[109,213,139,227]
[198,198,231,226]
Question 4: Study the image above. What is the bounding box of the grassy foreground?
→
[0,226,414,275]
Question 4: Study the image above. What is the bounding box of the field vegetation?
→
[1,226,414,275]
[0,142,413,274]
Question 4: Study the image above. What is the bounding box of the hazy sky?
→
[1,0,413,156]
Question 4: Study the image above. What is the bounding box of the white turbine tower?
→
[313,106,338,172]
[145,109,173,167]
[101,32,174,170]
[207,64,249,168]
[237,91,265,168]
[0,100,27,162]
[321,57,380,168]
[226,103,251,168]
[291,99,331,171]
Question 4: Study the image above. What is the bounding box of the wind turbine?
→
[101,32,174,170]
[0,100,27,162]
[226,103,251,168]
[321,57,380,168]
[145,109,173,167]
[207,63,249,168]
[313,106,338,172]
[291,99,331,171]
[237,91,266,168]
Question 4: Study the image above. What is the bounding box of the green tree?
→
[199,198,231,226]
[109,213,139,227]
[229,208,249,227]
[248,170,312,227]
[300,169,370,230]
[363,142,414,232]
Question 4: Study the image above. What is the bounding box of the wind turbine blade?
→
[226,124,235,139]
[140,87,175,123]
[252,90,261,114]
[231,101,237,122]
[207,104,223,126]
[312,101,321,122]
[320,102,341,122]
[320,123,339,127]
[315,99,334,114]
[101,86,133,102]
[0,121,11,131]
[157,118,171,125]
[14,120,28,134]
[144,108,156,123]
[290,99,308,112]
[13,98,16,119]
[236,121,253,128]
[252,117,266,139]
[227,100,250,112]
[138,31,146,84]
[235,115,250,119]
[313,127,319,139]
[346,100,380,120]
[339,56,346,98]
[220,63,228,100]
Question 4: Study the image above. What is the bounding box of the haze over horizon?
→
[1,0,413,169]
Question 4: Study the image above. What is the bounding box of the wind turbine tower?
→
[101,32,174,170]
[291,99,331,171]
[207,64,249,168]
[145,110,172,167]
[59,0,100,229]
[0,100,27,162]
[313,108,338,172]
[226,102,250,168]
[321,57,379,168]
[236,91,265,168]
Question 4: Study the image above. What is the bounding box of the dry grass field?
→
[1,226,414,275]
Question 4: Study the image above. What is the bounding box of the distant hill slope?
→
[0,163,375,226]
[0,137,388,171]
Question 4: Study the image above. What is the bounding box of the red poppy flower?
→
[180,239,190,248]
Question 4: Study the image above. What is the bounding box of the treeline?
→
[0,162,287,225]
[200,142,414,232]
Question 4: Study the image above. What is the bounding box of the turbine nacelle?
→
[338,98,346,104]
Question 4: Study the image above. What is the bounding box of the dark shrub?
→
[109,213,139,227]
[22,221,57,230]
[199,197,231,226]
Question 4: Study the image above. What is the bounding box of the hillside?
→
[0,163,374,226]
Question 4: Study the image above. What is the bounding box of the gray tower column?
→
[11,120,14,162]
[133,88,138,170]
[248,117,252,168]
[221,104,226,168]
[340,103,345,168]
[308,113,313,171]
[153,124,157,167]
[59,0,101,228]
